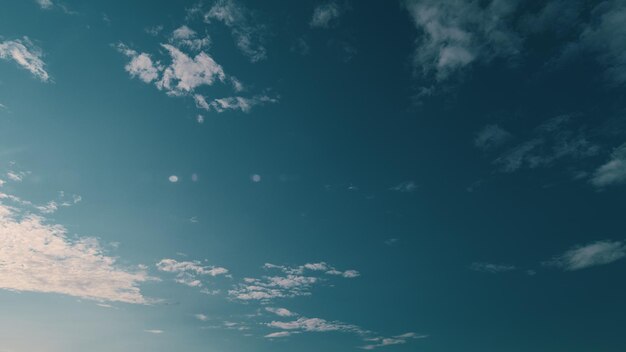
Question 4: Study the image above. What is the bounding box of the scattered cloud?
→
[494,115,599,172]
[470,262,516,273]
[590,142,626,187]
[229,262,358,301]
[310,2,342,28]
[264,331,292,338]
[195,313,209,321]
[267,317,365,334]
[360,332,428,350]
[546,240,626,271]
[474,124,512,150]
[168,175,179,183]
[203,0,267,62]
[0,37,50,82]
[0,196,153,304]
[156,258,228,287]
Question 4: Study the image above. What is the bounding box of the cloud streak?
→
[0,37,50,81]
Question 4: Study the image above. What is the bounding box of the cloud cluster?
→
[469,262,516,273]
[170,25,211,51]
[156,258,228,287]
[361,332,428,350]
[0,37,50,81]
[0,198,152,304]
[228,262,359,301]
[194,94,277,113]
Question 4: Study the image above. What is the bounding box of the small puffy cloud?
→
[310,2,341,28]
[266,307,296,317]
[156,258,228,287]
[0,37,50,82]
[250,174,262,182]
[116,44,161,83]
[546,240,626,271]
[591,142,626,187]
[195,313,209,321]
[0,200,152,304]
[168,175,179,183]
[474,124,511,150]
[157,44,226,95]
[204,0,267,62]
[36,0,53,9]
[470,262,516,273]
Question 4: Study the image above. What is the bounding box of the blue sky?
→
[1,0,626,351]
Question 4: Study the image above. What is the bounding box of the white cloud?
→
[266,307,296,317]
[0,199,152,304]
[310,2,341,28]
[267,317,365,334]
[144,329,164,334]
[36,0,53,9]
[204,0,267,62]
[0,38,50,82]
[591,142,626,187]
[170,25,211,51]
[474,124,511,150]
[360,332,428,350]
[194,95,278,113]
[6,171,26,182]
[156,258,228,287]
[546,240,626,271]
[195,313,209,321]
[264,331,292,338]
[168,175,179,183]
[470,262,516,273]
[229,262,358,301]
[404,0,520,96]
[116,44,162,83]
[157,44,226,95]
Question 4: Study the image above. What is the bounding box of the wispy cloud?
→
[494,115,599,172]
[194,94,277,113]
[169,25,211,51]
[203,0,267,62]
[470,262,516,273]
[266,307,296,317]
[0,195,153,304]
[404,0,520,97]
[0,37,50,82]
[310,2,342,28]
[144,329,164,334]
[156,258,228,287]
[389,181,417,193]
[267,317,365,334]
[590,142,626,187]
[474,124,511,151]
[360,332,428,350]
[35,0,53,9]
[546,240,626,271]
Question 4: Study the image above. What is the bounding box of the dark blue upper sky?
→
[1,1,626,351]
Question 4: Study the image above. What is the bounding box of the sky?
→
[1,0,626,351]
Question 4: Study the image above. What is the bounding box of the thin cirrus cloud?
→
[492,115,599,173]
[0,191,153,304]
[546,240,626,271]
[228,262,359,301]
[156,258,229,287]
[474,124,512,151]
[310,1,342,28]
[0,37,50,82]
[590,142,626,187]
[360,332,428,350]
[470,262,516,274]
